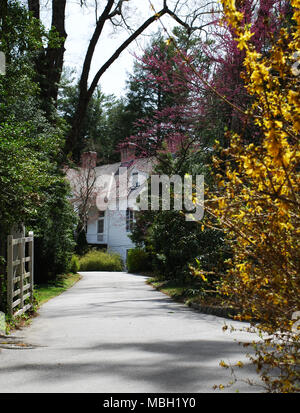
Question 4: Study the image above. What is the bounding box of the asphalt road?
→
[0,272,261,393]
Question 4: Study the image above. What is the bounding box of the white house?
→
[66,147,155,263]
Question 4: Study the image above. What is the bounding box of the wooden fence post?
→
[7,235,13,316]
[28,231,34,304]
[19,236,25,310]
[7,230,34,317]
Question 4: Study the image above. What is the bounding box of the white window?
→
[126,208,134,232]
[132,172,139,188]
[97,211,105,241]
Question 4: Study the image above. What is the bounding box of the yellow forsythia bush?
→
[207,0,300,392]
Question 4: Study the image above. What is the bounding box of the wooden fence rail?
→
[7,232,34,317]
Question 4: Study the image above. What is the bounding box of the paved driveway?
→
[0,272,261,393]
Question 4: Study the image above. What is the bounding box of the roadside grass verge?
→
[5,273,81,334]
[34,273,81,307]
[147,278,190,301]
[146,276,240,319]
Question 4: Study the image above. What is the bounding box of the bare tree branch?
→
[67,1,209,157]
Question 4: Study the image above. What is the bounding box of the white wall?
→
[86,207,107,244]
[85,166,149,263]
[106,209,135,263]
[86,207,135,263]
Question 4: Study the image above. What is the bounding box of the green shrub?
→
[69,255,80,274]
[126,248,151,273]
[78,250,123,272]
[75,229,89,256]
[32,181,77,283]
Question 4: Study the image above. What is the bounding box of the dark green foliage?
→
[0,122,56,233]
[58,70,129,164]
[0,2,77,296]
[58,71,105,159]
[75,229,89,256]
[126,248,151,273]
[149,211,226,282]
[132,208,230,288]
[93,98,131,164]
[130,147,230,287]
[31,180,77,283]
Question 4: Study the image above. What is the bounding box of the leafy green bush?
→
[75,229,89,256]
[78,250,123,272]
[32,180,77,283]
[0,2,76,289]
[126,248,151,273]
[69,255,80,274]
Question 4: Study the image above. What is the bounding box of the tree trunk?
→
[44,0,67,104]
[65,90,92,161]
[25,1,192,158]
[66,6,171,160]
[28,0,67,119]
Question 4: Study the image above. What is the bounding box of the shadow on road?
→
[0,338,260,392]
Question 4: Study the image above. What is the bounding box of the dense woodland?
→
[0,0,299,392]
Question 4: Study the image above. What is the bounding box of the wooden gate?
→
[7,231,34,316]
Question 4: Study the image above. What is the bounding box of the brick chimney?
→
[120,142,136,162]
[81,151,97,168]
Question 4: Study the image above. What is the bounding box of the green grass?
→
[34,273,81,307]
[148,278,185,298]
[147,276,241,320]
[147,276,222,306]
[147,277,197,302]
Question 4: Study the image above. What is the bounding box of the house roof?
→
[66,157,156,209]
[93,157,155,177]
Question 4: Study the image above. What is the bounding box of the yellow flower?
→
[236,30,254,50]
